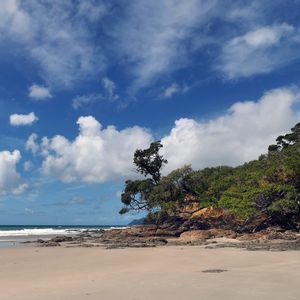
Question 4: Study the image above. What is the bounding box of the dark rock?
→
[39,242,61,247]
[37,239,46,243]
[50,236,74,243]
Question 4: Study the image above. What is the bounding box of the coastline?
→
[1,224,300,251]
[0,225,126,248]
[21,225,300,251]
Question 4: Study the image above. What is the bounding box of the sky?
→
[1,0,300,225]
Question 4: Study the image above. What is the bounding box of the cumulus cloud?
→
[10,112,38,126]
[0,150,27,195]
[25,133,39,154]
[31,87,300,183]
[23,160,33,172]
[34,116,152,183]
[218,23,300,79]
[28,84,52,100]
[161,87,300,172]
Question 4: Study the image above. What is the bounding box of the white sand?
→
[0,246,299,300]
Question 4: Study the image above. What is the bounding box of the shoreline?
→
[5,225,299,251]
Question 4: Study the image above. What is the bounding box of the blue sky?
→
[1,0,300,225]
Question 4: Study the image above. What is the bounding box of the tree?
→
[269,122,300,152]
[119,123,300,229]
[147,165,194,214]
[120,179,155,214]
[133,141,167,184]
[119,141,167,214]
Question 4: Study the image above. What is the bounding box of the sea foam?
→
[0,228,80,237]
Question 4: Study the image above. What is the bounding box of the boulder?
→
[179,230,212,242]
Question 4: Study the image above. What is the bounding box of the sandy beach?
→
[0,246,299,300]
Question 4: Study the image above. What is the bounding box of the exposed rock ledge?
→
[25,225,300,251]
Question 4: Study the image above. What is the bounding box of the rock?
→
[179,230,212,242]
[36,239,46,243]
[178,229,237,243]
[191,207,224,219]
[80,244,95,247]
[146,238,168,245]
[155,228,180,237]
[50,236,74,243]
[207,228,237,239]
[39,242,60,247]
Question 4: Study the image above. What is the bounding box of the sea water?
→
[0,225,124,247]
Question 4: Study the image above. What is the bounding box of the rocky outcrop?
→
[31,224,300,251]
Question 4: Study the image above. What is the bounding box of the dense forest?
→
[120,123,300,231]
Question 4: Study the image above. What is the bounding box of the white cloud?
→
[37,116,152,183]
[32,87,300,183]
[0,150,27,195]
[163,83,179,98]
[78,1,107,22]
[162,82,190,98]
[72,94,102,110]
[28,84,52,100]
[10,112,38,126]
[218,23,300,79]
[0,0,31,40]
[1,1,297,94]
[161,87,300,172]
[113,0,216,91]
[72,77,119,109]
[1,1,298,94]
[0,0,108,88]
[23,160,33,172]
[25,133,39,154]
[102,77,119,100]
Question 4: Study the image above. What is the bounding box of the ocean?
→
[0,225,124,237]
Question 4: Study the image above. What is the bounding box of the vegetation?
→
[119,141,167,214]
[120,123,300,229]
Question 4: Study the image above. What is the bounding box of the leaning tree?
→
[119,141,167,214]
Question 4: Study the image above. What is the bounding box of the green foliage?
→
[186,166,235,205]
[133,141,167,184]
[271,122,300,151]
[268,185,299,216]
[119,141,167,214]
[147,165,194,214]
[120,179,155,213]
[219,187,257,219]
[119,123,300,228]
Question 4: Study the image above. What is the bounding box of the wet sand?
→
[0,246,299,300]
